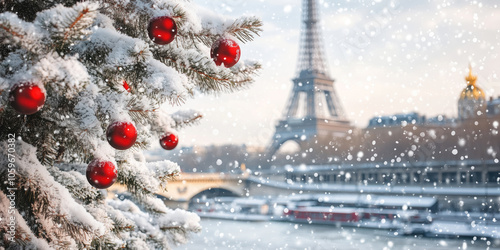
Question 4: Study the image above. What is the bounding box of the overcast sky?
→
[173,0,500,148]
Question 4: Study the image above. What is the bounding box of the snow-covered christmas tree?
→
[0,0,261,248]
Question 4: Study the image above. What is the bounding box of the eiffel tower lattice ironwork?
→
[268,0,351,157]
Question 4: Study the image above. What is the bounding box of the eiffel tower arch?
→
[268,0,352,157]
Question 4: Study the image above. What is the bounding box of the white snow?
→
[0,192,52,249]
[33,53,90,98]
[0,12,47,53]
[0,140,106,240]
[35,1,99,42]
[107,198,201,247]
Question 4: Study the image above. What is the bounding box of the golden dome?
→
[459,65,485,100]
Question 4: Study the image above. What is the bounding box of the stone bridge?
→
[159,173,248,207]
[107,172,254,209]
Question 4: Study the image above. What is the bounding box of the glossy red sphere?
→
[86,159,117,189]
[106,121,137,150]
[9,82,46,115]
[147,16,177,45]
[122,80,131,92]
[210,38,241,68]
[159,132,179,150]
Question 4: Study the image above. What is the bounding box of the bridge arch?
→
[155,173,247,206]
[188,188,240,208]
[181,182,244,202]
[190,187,240,200]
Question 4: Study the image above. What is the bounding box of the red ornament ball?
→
[9,82,46,115]
[159,132,179,150]
[122,80,131,92]
[86,159,117,189]
[210,38,241,68]
[106,121,137,150]
[147,16,177,45]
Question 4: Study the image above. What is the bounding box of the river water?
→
[181,219,491,250]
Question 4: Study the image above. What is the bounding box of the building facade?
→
[458,66,486,120]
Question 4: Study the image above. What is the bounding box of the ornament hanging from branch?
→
[106,121,137,150]
[122,80,131,92]
[9,82,46,115]
[86,159,117,189]
[159,132,179,150]
[211,38,241,68]
[147,16,178,45]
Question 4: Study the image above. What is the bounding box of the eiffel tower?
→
[268,0,351,157]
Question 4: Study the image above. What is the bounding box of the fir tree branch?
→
[154,48,261,93]
[224,17,263,43]
[126,98,160,125]
[129,108,159,112]
[36,2,98,52]
[178,16,263,47]
[62,7,90,41]
[0,105,95,165]
[177,114,203,127]
[0,190,51,249]
[0,23,24,38]
[49,164,105,203]
[0,13,45,53]
[117,162,159,197]
[0,169,97,245]
[171,110,203,129]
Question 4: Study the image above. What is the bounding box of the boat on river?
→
[193,197,272,222]
[282,206,425,230]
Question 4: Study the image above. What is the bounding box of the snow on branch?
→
[35,1,99,50]
[0,140,105,246]
[107,199,171,247]
[146,160,180,188]
[189,16,263,46]
[229,59,263,85]
[65,200,156,249]
[171,109,203,129]
[50,163,104,203]
[77,27,193,104]
[118,160,161,197]
[0,191,52,249]
[154,47,260,93]
[117,156,180,197]
[0,12,47,53]
[157,208,202,244]
[99,0,262,47]
[32,53,90,98]
[142,58,193,104]
[226,16,263,43]
[107,197,201,248]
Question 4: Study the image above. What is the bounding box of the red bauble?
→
[147,16,177,45]
[210,38,241,68]
[159,132,179,150]
[86,159,117,189]
[122,80,131,92]
[9,82,46,115]
[106,121,137,150]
